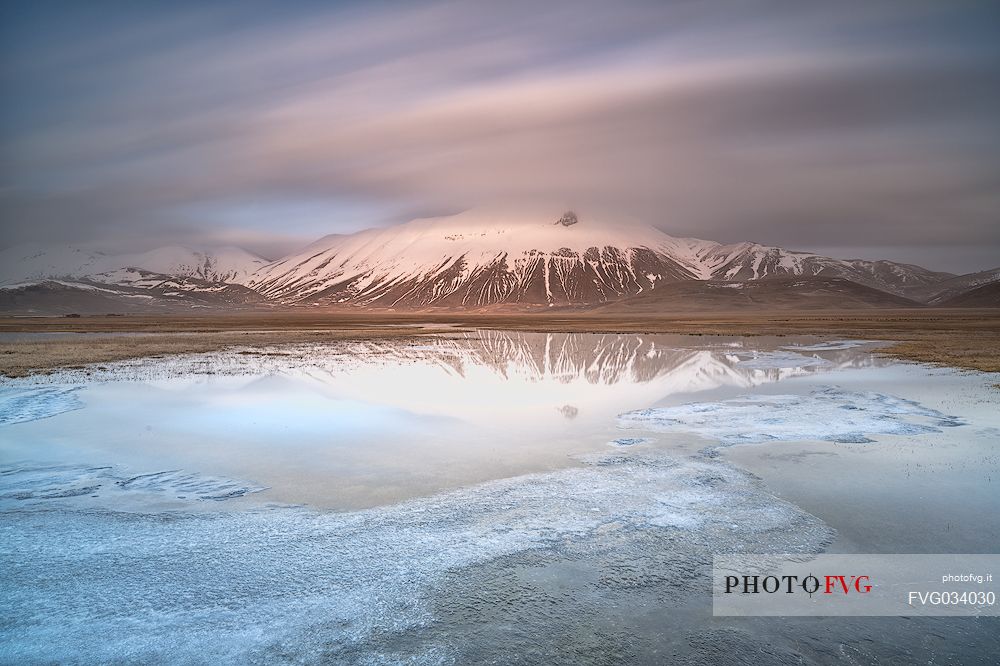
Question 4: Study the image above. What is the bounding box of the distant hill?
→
[937,281,1000,308]
[585,277,921,313]
[0,276,264,315]
[910,267,1000,305]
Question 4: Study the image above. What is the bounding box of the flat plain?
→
[2,308,999,377]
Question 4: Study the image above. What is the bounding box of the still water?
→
[1,331,998,663]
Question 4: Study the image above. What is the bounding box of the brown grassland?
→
[1,308,998,378]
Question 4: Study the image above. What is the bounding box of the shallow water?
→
[0,332,894,511]
[1,331,997,663]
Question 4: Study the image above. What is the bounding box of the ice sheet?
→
[0,386,84,425]
[0,463,267,509]
[733,351,832,369]
[618,387,964,445]
[0,450,830,663]
[781,340,878,352]
[608,437,653,447]
[0,332,993,663]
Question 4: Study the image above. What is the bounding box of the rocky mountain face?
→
[247,210,713,307]
[586,277,922,313]
[0,274,264,315]
[698,246,954,298]
[246,209,977,308]
[1,210,996,313]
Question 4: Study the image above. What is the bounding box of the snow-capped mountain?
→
[694,244,954,297]
[2,209,991,313]
[0,244,270,312]
[247,209,957,308]
[117,246,269,284]
[248,209,708,307]
[0,244,268,287]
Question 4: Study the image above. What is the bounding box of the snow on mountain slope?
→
[1,210,974,311]
[248,209,708,307]
[247,209,955,307]
[699,243,954,297]
[838,259,955,294]
[0,244,268,286]
[0,245,108,284]
[120,246,268,284]
[0,276,264,315]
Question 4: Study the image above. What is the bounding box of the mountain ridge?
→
[0,243,269,287]
[245,209,963,308]
[2,210,996,313]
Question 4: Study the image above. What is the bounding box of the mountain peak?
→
[3,212,985,312]
[246,209,969,308]
[556,211,579,227]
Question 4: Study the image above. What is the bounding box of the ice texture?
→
[618,387,964,445]
[733,351,832,369]
[0,386,84,425]
[781,340,877,352]
[608,437,652,447]
[0,463,266,509]
[0,451,830,664]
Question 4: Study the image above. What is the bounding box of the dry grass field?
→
[1,308,998,377]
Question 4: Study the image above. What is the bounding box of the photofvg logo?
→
[713,554,999,617]
[724,573,871,596]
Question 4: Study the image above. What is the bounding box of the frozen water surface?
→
[781,340,881,352]
[733,350,833,369]
[618,387,965,446]
[0,463,267,509]
[0,386,84,425]
[608,437,653,447]
[0,332,892,509]
[1,332,998,663]
[0,451,832,663]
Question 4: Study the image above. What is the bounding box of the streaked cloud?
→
[1,0,998,269]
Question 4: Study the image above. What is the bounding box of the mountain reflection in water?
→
[0,331,886,509]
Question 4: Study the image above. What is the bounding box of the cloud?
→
[1,0,998,271]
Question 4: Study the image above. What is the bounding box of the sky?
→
[1,0,999,271]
